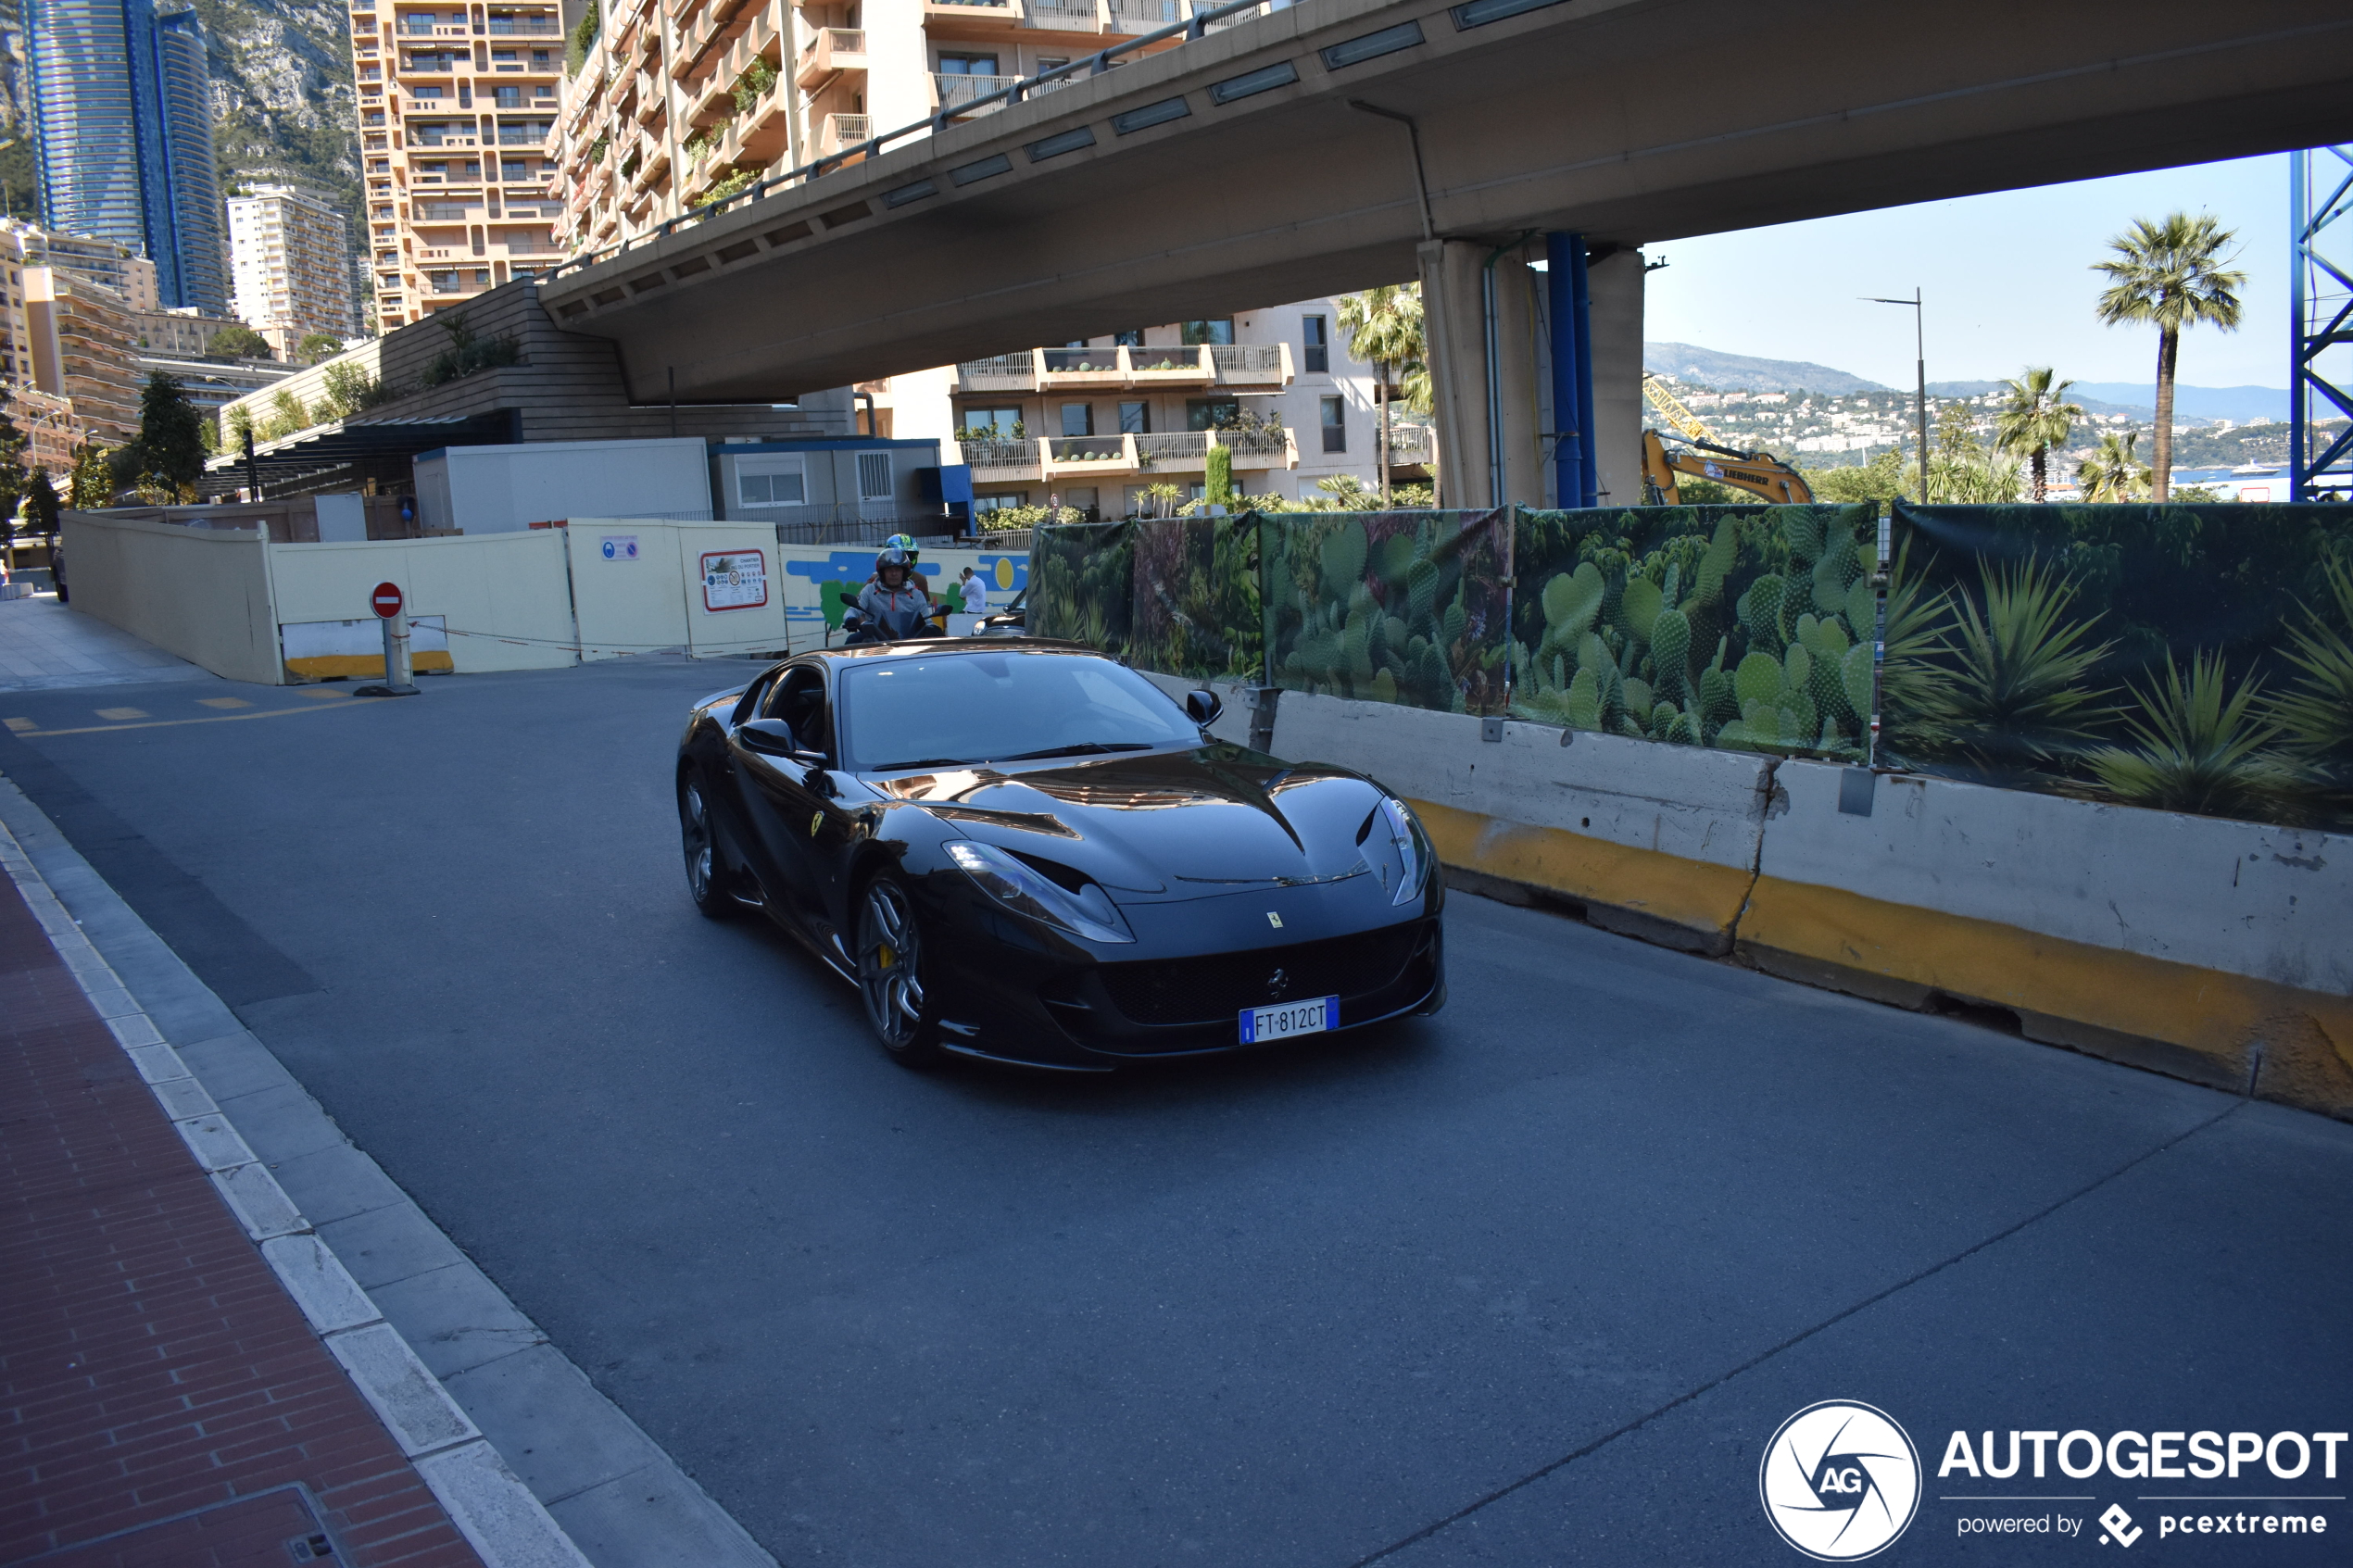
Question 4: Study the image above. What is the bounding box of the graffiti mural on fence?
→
[1026,521,1134,659]
[1129,516,1263,681]
[1510,505,1881,758]
[1882,502,2353,831]
[1262,509,1512,713]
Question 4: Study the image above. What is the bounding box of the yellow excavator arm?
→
[1642,429,1814,506]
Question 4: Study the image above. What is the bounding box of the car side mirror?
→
[1186,689,1222,725]
[737,718,799,756]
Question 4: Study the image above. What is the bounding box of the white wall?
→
[268,532,579,672]
[416,438,714,534]
[58,511,283,684]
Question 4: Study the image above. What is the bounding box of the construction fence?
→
[1030,501,2353,834]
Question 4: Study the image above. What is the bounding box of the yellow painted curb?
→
[1409,798,1755,952]
[285,652,457,679]
[1739,875,2353,1119]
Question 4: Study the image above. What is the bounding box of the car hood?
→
[868,745,1390,902]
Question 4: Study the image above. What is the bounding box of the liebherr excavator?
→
[1641,373,1814,505]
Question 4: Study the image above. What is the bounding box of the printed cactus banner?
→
[1260,509,1514,713]
[1127,516,1264,680]
[1510,505,1881,758]
[1885,502,2353,831]
[1026,521,1134,659]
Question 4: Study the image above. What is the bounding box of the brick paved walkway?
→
[0,870,484,1566]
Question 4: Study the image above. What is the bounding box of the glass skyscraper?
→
[26,0,226,314]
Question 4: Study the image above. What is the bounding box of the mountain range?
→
[1646,342,2289,424]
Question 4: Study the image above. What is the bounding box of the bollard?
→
[359,609,422,697]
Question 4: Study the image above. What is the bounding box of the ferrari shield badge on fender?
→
[1266,911,1283,928]
[811,811,824,835]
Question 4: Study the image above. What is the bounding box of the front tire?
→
[679,772,736,920]
[855,873,939,1067]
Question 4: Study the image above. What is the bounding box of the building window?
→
[736,457,807,507]
[962,406,1022,436]
[1060,402,1093,437]
[856,451,894,501]
[1113,328,1144,346]
[1186,397,1239,431]
[1321,395,1346,453]
[1117,401,1149,434]
[1181,319,1234,346]
[1303,314,1328,373]
[972,493,1027,515]
[938,52,1000,74]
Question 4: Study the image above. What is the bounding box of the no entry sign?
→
[371,582,404,620]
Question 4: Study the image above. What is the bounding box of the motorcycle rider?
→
[852,547,937,642]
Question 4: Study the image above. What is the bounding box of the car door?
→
[727,663,837,936]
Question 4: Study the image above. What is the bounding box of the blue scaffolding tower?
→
[2291,146,2353,501]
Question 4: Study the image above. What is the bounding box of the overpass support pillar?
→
[1418,238,1543,510]
[1584,246,1647,507]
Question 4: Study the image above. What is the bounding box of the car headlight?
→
[1371,797,1433,906]
[945,840,1136,945]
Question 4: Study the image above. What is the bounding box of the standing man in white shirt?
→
[957,566,990,616]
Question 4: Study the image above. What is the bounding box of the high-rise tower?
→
[25,0,229,314]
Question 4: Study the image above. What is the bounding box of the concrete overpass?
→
[539,0,2353,504]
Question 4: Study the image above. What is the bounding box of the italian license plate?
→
[1239,995,1340,1044]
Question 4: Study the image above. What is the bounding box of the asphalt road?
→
[4,659,2347,1567]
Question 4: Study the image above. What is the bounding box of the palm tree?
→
[1993,367,2082,502]
[2092,213,2245,500]
[2076,431,2151,503]
[1336,283,1425,508]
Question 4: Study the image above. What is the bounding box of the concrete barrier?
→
[1254,687,2353,1120]
[1746,759,2353,1114]
[60,512,282,684]
[268,533,579,675]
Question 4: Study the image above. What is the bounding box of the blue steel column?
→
[2293,153,2309,502]
[1546,232,1597,509]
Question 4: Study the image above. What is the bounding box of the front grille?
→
[1092,924,1425,1027]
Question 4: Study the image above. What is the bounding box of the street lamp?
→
[1865,289,1927,502]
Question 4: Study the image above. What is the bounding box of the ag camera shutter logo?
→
[1760,1400,1921,1560]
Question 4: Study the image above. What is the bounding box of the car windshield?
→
[839,651,1203,771]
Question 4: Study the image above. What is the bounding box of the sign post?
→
[359,581,421,696]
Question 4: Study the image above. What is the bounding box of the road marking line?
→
[94,707,149,721]
[10,698,392,738]
[197,696,253,709]
[3,718,31,733]
[296,687,353,699]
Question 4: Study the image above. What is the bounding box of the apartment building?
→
[350,0,568,332]
[229,184,363,356]
[549,0,1419,514]
[25,265,142,444]
[24,0,227,312]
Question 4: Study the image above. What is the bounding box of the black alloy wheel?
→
[678,773,736,920]
[855,873,938,1066]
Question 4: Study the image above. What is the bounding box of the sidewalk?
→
[0,860,483,1563]
[0,596,216,695]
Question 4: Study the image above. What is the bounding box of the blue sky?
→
[1642,153,2287,393]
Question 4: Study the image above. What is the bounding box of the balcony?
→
[1026,2,1099,31]
[485,16,560,32]
[798,27,866,89]
[933,71,1019,115]
[1106,0,1180,30]
[958,435,1042,481]
[815,112,871,158]
[956,352,1036,392]
[1385,424,1436,468]
[1132,430,1210,470]
[1207,342,1290,386]
[1046,434,1132,473]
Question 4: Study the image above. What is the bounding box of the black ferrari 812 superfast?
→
[675,638,1444,1069]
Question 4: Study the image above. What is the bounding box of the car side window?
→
[763,666,831,758]
[730,669,780,728]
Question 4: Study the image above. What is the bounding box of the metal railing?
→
[1385,425,1435,462]
[1109,0,1184,27]
[1218,424,1289,455]
[1134,431,1209,464]
[1026,2,1100,29]
[544,0,1274,282]
[935,73,1021,114]
[486,18,560,32]
[1209,344,1283,373]
[960,437,1038,470]
[958,353,1036,381]
[820,113,871,151]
